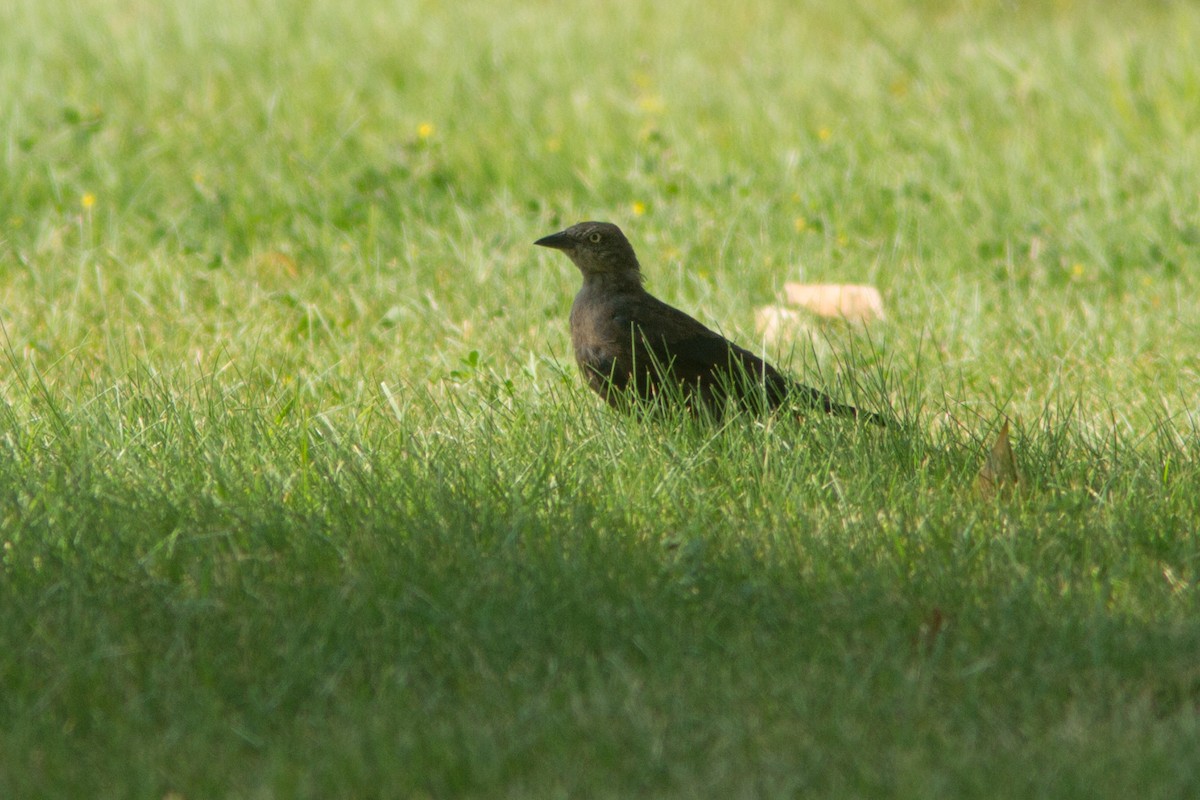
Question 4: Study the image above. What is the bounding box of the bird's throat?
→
[581,269,644,293]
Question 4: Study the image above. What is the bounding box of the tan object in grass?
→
[252,251,300,282]
[782,283,885,323]
[976,419,1024,499]
[754,305,820,348]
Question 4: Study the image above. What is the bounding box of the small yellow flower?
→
[546,137,562,153]
[1071,262,1085,278]
[81,192,96,209]
[837,233,849,247]
[417,122,435,139]
[636,94,664,114]
[817,127,832,142]
[1141,275,1153,287]
[793,216,808,233]
[631,201,647,216]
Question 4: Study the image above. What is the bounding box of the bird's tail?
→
[800,386,889,427]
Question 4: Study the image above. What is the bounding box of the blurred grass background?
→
[3,0,1197,419]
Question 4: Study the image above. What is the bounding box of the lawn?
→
[2,0,1199,797]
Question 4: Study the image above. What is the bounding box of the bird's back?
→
[570,282,793,413]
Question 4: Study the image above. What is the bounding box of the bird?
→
[535,221,886,426]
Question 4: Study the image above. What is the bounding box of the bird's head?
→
[534,221,641,279]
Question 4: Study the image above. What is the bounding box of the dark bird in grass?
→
[535,221,887,426]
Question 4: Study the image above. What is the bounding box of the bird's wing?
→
[621,293,876,420]
[617,295,793,406]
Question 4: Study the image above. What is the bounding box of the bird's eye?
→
[588,232,602,243]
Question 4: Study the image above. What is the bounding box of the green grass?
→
[3,0,1200,796]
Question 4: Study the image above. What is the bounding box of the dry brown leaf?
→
[783,283,885,323]
[914,607,948,654]
[977,419,1023,499]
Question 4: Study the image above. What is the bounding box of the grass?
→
[2,0,1200,796]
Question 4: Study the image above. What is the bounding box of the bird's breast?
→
[569,288,638,395]
[570,290,624,347]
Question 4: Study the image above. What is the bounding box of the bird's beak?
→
[534,231,573,250]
